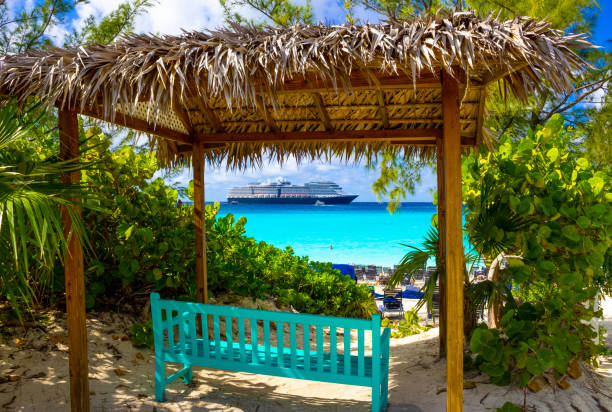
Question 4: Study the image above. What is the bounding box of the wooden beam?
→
[58,109,89,412]
[174,106,194,135]
[311,92,332,131]
[376,90,390,129]
[442,71,464,412]
[194,100,225,133]
[255,98,279,132]
[390,137,475,146]
[436,136,447,359]
[193,141,208,304]
[195,128,442,144]
[389,139,436,146]
[79,106,192,145]
[213,119,476,127]
[475,88,487,147]
[177,143,226,153]
[252,69,476,94]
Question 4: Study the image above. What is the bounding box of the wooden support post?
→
[193,141,208,303]
[58,109,89,412]
[436,136,447,359]
[442,71,464,412]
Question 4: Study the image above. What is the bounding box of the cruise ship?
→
[227,178,358,205]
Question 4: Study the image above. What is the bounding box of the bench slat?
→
[358,328,365,376]
[290,323,297,369]
[316,326,323,373]
[189,313,197,357]
[276,321,284,368]
[226,316,233,361]
[214,315,221,360]
[303,324,310,371]
[238,317,246,363]
[344,328,351,376]
[168,311,175,349]
[264,321,271,366]
[251,319,258,364]
[330,327,337,374]
[202,314,209,358]
[157,299,372,330]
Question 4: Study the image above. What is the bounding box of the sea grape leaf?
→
[537,260,555,274]
[480,362,506,377]
[588,176,604,195]
[576,216,591,229]
[576,158,589,169]
[536,349,555,369]
[567,335,581,354]
[500,309,515,327]
[537,226,551,239]
[525,357,543,376]
[562,225,581,242]
[519,371,531,387]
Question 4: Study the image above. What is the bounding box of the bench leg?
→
[183,363,193,384]
[381,371,389,409]
[371,384,381,412]
[154,355,166,402]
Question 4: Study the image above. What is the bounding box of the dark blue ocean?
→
[214,202,438,267]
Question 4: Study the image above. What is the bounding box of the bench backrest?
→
[150,293,381,377]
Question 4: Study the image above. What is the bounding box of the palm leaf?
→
[0,103,90,320]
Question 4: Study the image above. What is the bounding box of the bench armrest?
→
[381,328,391,359]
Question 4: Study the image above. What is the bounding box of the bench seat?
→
[163,339,376,384]
[151,293,391,411]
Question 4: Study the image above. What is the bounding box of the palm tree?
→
[0,103,87,320]
[387,181,530,337]
[388,227,480,313]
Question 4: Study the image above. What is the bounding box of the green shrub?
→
[497,402,521,412]
[380,309,430,338]
[76,131,376,319]
[464,115,611,387]
[130,320,154,348]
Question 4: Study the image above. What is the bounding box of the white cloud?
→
[133,0,226,35]
[585,82,608,109]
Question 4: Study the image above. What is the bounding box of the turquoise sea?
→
[214,202,438,267]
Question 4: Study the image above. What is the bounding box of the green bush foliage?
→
[463,115,612,387]
[496,402,522,412]
[380,309,430,338]
[74,130,376,319]
[129,320,154,348]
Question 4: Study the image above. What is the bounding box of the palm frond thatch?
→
[0,10,593,168]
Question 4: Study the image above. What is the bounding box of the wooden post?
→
[436,137,447,359]
[193,141,208,303]
[442,71,464,412]
[58,109,89,412]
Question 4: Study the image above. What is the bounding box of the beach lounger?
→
[379,289,404,318]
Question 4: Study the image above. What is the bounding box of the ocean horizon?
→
[187,201,454,267]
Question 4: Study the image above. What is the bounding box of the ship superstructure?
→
[227,178,358,204]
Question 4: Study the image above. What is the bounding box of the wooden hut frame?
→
[0,10,590,411]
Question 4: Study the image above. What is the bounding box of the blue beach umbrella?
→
[331,264,357,282]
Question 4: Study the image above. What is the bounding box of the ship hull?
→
[227,195,358,205]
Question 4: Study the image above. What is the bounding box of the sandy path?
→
[2,299,612,411]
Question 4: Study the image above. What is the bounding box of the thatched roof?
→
[0,10,592,168]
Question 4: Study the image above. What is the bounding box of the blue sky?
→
[7,0,611,201]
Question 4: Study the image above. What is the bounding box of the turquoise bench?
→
[150,293,391,411]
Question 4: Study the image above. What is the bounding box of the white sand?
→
[1,299,612,411]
